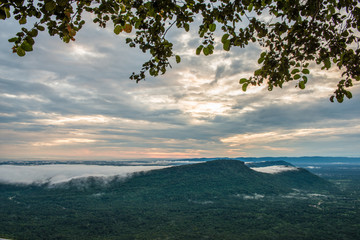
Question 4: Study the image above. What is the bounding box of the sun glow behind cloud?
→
[180,101,231,119]
[33,138,98,147]
[37,114,110,125]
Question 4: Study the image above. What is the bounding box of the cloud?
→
[250,166,299,174]
[220,125,360,145]
[235,193,265,200]
[0,164,168,185]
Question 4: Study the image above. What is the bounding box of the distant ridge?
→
[1,156,359,167]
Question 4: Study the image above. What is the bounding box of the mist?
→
[0,164,168,185]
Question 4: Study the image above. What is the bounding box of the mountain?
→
[79,159,335,201]
[2,160,335,199]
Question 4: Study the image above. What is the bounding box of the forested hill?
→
[56,159,336,198]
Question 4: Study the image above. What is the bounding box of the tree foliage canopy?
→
[1,0,359,102]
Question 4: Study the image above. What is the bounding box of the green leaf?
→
[16,47,26,57]
[37,25,45,31]
[324,58,331,69]
[63,35,70,43]
[135,21,141,29]
[294,74,301,80]
[223,40,230,51]
[302,75,308,83]
[209,23,216,32]
[21,41,33,51]
[121,4,126,12]
[45,1,56,12]
[254,69,262,76]
[258,57,264,64]
[5,7,11,18]
[221,34,229,44]
[184,23,189,32]
[19,17,27,25]
[114,25,122,35]
[345,91,352,99]
[208,44,214,51]
[239,78,248,84]
[299,81,305,89]
[29,29,38,37]
[203,47,210,56]
[196,45,203,55]
[242,83,248,92]
[199,30,205,38]
[149,68,157,76]
[8,37,18,43]
[175,55,181,63]
[302,69,310,74]
[291,69,300,74]
[25,36,35,45]
[248,3,253,12]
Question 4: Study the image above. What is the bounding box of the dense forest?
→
[0,160,359,240]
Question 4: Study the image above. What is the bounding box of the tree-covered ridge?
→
[1,0,359,102]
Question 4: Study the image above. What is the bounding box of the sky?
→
[0,13,359,161]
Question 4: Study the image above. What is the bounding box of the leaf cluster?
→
[1,0,360,102]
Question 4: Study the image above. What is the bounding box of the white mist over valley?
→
[0,164,168,185]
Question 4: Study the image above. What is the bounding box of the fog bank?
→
[0,164,168,185]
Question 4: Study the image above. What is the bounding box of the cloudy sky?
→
[0,13,359,161]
